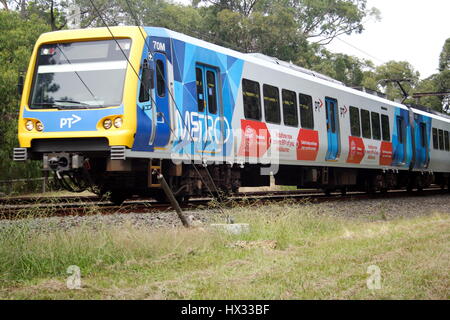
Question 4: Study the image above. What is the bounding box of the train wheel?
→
[153,190,168,203]
[110,191,128,206]
[176,195,190,205]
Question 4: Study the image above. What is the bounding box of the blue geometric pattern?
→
[169,39,244,156]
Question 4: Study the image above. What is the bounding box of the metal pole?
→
[157,173,191,228]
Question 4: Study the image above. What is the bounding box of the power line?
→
[334,36,385,65]
[122,0,229,216]
[89,0,229,218]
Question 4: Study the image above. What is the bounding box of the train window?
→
[432,128,438,149]
[299,93,314,129]
[371,112,381,140]
[438,129,444,150]
[156,59,166,97]
[206,70,217,114]
[139,59,150,102]
[242,79,261,120]
[420,123,427,148]
[361,109,371,139]
[397,116,404,144]
[139,81,149,103]
[349,106,360,137]
[263,84,281,124]
[282,89,298,127]
[444,131,449,151]
[327,98,337,133]
[196,68,205,112]
[381,115,390,141]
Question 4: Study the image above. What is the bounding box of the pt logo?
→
[60,114,81,128]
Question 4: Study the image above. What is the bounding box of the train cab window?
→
[381,115,390,141]
[242,79,261,120]
[196,68,205,112]
[299,93,314,129]
[156,59,166,97]
[444,131,449,151]
[361,109,371,139]
[282,89,298,127]
[139,59,150,102]
[432,128,438,149]
[397,116,405,144]
[371,112,381,140]
[438,129,444,150]
[206,70,217,114]
[349,106,360,137]
[263,84,281,124]
[420,123,427,148]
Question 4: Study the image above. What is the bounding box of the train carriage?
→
[14,26,450,203]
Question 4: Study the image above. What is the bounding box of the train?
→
[14,26,450,204]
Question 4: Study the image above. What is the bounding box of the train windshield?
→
[29,39,131,109]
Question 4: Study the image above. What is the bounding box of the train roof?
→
[43,26,448,121]
[146,27,410,110]
[408,104,450,122]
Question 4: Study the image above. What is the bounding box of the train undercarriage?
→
[37,150,450,205]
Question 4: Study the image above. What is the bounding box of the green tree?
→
[313,51,373,87]
[414,75,443,111]
[413,38,450,112]
[375,61,420,102]
[0,10,50,185]
[439,38,450,72]
[196,0,380,46]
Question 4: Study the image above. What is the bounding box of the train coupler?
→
[43,153,84,172]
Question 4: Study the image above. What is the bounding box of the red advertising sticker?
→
[347,136,365,164]
[297,129,319,161]
[379,141,393,166]
[238,120,271,158]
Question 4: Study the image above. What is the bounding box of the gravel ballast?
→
[1,194,449,233]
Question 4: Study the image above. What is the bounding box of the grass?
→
[0,202,448,300]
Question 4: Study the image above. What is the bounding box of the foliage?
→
[0,10,50,186]
[439,38,450,72]
[374,61,420,102]
[413,38,450,112]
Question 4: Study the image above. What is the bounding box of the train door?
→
[325,97,340,161]
[393,114,407,165]
[414,118,430,169]
[195,64,222,155]
[152,52,171,149]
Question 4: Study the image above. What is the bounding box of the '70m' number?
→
[153,41,166,52]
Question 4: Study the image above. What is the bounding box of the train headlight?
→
[114,117,123,128]
[36,121,44,132]
[103,119,113,130]
[25,120,34,131]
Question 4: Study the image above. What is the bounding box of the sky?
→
[325,0,450,79]
[175,0,449,80]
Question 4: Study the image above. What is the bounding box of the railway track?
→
[0,187,447,221]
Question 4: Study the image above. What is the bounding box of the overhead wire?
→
[89,0,229,218]
[122,0,230,216]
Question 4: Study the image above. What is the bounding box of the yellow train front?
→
[14,27,160,203]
